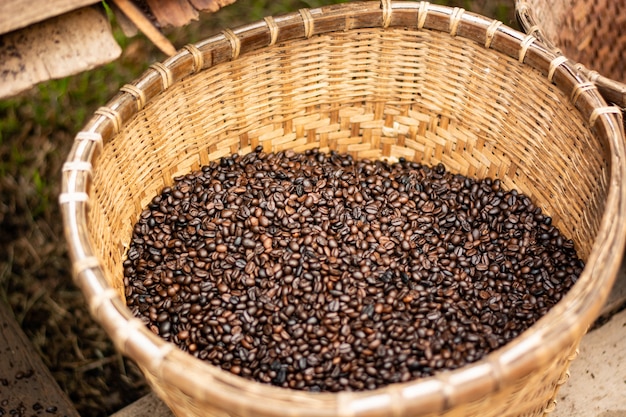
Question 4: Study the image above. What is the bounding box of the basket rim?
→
[60,1,626,414]
[515,0,626,109]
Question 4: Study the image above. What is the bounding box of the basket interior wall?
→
[87,28,611,296]
[523,0,625,84]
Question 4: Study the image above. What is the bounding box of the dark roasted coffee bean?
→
[124,149,582,393]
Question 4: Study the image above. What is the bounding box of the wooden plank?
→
[0,6,121,99]
[0,301,79,416]
[0,0,100,34]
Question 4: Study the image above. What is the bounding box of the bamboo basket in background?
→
[60,1,626,416]
[516,0,626,114]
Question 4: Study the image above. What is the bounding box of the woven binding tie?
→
[380,0,393,28]
[149,341,176,380]
[94,107,122,134]
[485,20,502,48]
[88,287,118,317]
[62,160,93,174]
[120,84,146,111]
[449,8,464,36]
[113,317,149,356]
[548,56,569,83]
[571,81,597,103]
[264,16,279,46]
[223,29,241,60]
[75,131,103,154]
[557,370,571,385]
[72,256,101,276]
[150,62,173,90]
[527,24,541,36]
[58,192,89,205]
[518,34,537,63]
[182,44,204,74]
[417,2,429,29]
[543,400,558,414]
[299,8,314,38]
[589,106,622,127]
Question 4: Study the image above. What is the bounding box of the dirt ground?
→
[0,1,515,415]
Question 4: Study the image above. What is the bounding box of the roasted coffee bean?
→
[125,149,583,393]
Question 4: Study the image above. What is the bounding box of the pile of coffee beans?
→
[124,147,583,392]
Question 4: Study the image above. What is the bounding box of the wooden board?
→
[0,6,121,99]
[0,301,79,416]
[0,0,100,34]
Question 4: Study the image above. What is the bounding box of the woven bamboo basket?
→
[61,1,626,416]
[516,0,626,113]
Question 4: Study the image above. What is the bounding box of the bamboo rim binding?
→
[61,2,626,416]
[515,0,626,112]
